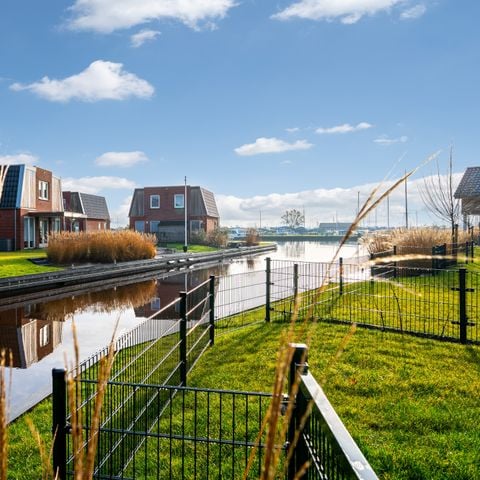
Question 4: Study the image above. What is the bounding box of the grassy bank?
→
[6,319,479,479]
[0,250,62,278]
[164,242,218,252]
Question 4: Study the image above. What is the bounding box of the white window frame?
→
[174,194,184,209]
[39,325,50,347]
[39,181,49,200]
[150,194,160,209]
[150,297,161,311]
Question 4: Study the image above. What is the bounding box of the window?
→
[150,194,160,209]
[174,194,184,208]
[39,325,50,347]
[135,220,145,232]
[191,220,203,232]
[150,297,161,311]
[38,181,49,200]
[150,221,160,233]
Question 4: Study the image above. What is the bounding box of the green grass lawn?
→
[0,249,63,278]
[6,319,479,479]
[164,242,218,253]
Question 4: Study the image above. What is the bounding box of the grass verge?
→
[164,243,218,253]
[7,320,479,479]
[0,250,63,278]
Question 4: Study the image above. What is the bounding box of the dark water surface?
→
[1,241,361,420]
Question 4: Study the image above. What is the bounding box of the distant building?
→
[317,222,351,235]
[63,191,110,232]
[128,185,220,242]
[0,164,63,250]
[454,167,480,226]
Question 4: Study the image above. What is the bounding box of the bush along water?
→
[47,230,157,264]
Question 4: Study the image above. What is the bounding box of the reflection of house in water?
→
[0,280,159,369]
[135,270,213,320]
[0,308,63,368]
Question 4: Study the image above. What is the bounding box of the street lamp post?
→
[183,176,188,253]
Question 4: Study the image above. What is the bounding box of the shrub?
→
[47,230,157,264]
[363,227,471,270]
[205,227,229,248]
[245,228,259,246]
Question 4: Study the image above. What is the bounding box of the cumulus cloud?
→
[286,127,300,133]
[272,0,404,23]
[111,195,133,228]
[0,153,38,165]
[374,135,408,145]
[400,4,426,20]
[67,0,237,33]
[10,60,154,102]
[131,29,161,47]
[316,122,372,134]
[62,176,136,194]
[95,151,149,168]
[217,174,450,228]
[234,137,313,156]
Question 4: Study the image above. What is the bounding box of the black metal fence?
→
[265,257,479,344]
[53,276,215,479]
[53,342,377,479]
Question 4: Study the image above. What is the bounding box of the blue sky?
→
[0,0,478,227]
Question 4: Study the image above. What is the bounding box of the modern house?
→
[128,185,220,242]
[0,164,63,250]
[63,191,111,232]
[454,167,480,226]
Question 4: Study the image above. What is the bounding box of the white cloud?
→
[0,153,38,165]
[400,4,426,19]
[272,0,404,23]
[234,137,313,156]
[217,174,457,228]
[286,127,300,133]
[95,151,149,168]
[111,195,133,228]
[316,122,372,134]
[374,135,408,145]
[10,60,154,102]
[67,0,237,33]
[62,176,136,194]
[131,29,161,48]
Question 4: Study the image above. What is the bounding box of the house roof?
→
[200,188,220,218]
[63,192,110,220]
[454,167,480,198]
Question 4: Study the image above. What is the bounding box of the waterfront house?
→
[0,164,63,250]
[128,185,220,242]
[454,166,480,227]
[62,191,111,232]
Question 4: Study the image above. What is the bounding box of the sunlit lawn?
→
[0,249,63,278]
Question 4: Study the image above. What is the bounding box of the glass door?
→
[23,217,35,249]
[39,218,48,247]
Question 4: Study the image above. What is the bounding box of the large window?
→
[174,194,184,208]
[38,181,49,200]
[150,194,160,209]
[39,325,50,347]
[150,221,160,233]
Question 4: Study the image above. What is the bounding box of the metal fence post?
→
[293,263,299,302]
[180,291,187,385]
[339,257,343,295]
[52,368,67,480]
[458,269,467,344]
[209,275,215,346]
[265,257,271,322]
[393,245,397,279]
[288,343,309,480]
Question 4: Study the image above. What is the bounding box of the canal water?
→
[1,241,361,420]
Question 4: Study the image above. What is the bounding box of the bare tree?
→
[419,148,460,236]
[281,209,305,229]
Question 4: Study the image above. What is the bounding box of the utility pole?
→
[387,195,390,229]
[183,176,188,252]
[404,170,409,229]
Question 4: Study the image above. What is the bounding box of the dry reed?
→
[47,230,157,264]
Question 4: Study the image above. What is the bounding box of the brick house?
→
[0,164,63,250]
[63,191,111,232]
[128,185,220,242]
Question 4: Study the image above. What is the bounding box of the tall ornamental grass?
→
[47,231,157,264]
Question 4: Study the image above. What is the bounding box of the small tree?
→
[419,148,460,238]
[281,209,305,229]
[245,227,259,246]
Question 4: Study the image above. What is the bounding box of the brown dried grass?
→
[47,230,157,264]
